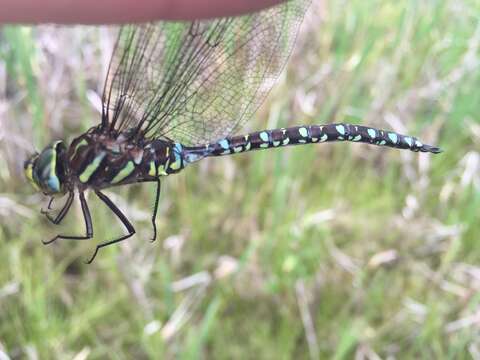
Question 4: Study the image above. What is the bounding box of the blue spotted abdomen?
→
[181,123,440,163]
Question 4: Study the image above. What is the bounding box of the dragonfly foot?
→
[150,233,157,243]
[41,211,57,224]
[149,221,157,242]
[42,236,58,245]
[85,248,99,264]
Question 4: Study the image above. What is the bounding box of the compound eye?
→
[33,142,65,194]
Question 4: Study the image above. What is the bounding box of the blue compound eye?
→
[25,141,66,195]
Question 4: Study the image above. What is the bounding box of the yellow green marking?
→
[111,161,135,184]
[73,138,88,155]
[79,152,106,183]
[158,164,168,175]
[169,154,182,171]
[24,160,40,191]
[149,161,157,176]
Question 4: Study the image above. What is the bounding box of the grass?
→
[1,0,480,358]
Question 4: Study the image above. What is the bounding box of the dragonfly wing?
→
[102,0,311,146]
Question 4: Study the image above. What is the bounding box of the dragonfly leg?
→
[43,191,93,244]
[41,191,74,225]
[85,189,135,264]
[40,196,55,214]
[40,196,54,219]
[150,178,161,242]
[135,178,161,242]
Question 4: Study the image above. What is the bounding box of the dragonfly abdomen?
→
[182,123,440,163]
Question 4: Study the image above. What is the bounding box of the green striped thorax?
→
[24,141,67,195]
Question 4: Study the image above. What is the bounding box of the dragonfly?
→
[23,0,441,263]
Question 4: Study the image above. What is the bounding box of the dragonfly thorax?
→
[24,140,68,195]
[64,128,186,190]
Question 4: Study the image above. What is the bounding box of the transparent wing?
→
[101,0,310,146]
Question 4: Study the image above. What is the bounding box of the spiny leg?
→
[41,191,74,225]
[43,191,93,245]
[86,189,135,264]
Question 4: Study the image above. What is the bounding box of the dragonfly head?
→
[24,141,68,195]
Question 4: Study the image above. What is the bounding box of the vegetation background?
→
[1,0,479,358]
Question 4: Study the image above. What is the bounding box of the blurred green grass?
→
[1,0,480,358]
